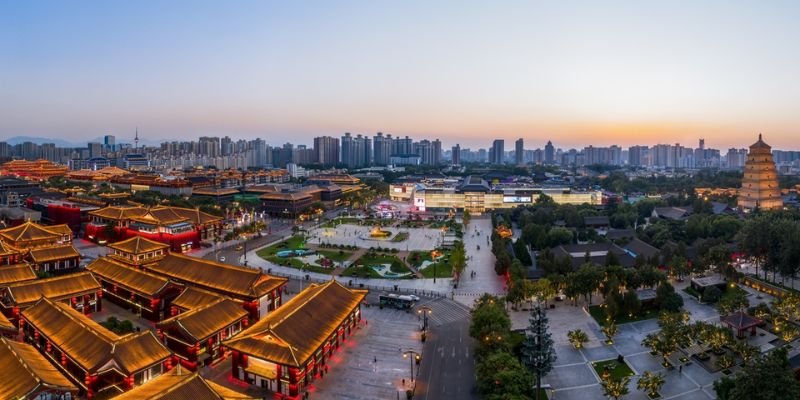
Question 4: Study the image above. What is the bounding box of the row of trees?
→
[736,214,800,287]
[470,294,557,400]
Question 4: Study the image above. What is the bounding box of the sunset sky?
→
[2,1,800,149]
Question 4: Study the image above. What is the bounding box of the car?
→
[408,294,420,301]
[235,245,244,251]
[219,256,226,262]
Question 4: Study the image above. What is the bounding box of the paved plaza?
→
[305,302,424,400]
[506,279,785,400]
[307,224,445,252]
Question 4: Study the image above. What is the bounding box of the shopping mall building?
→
[390,175,604,214]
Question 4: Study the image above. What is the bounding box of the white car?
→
[219,256,226,262]
[408,294,420,301]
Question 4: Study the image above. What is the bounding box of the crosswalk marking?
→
[416,298,472,327]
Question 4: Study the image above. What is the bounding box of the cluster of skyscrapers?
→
[2,133,799,172]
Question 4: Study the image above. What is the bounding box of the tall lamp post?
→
[401,350,421,383]
[417,306,432,332]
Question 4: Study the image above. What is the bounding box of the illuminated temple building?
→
[0,336,78,398]
[20,297,173,399]
[0,221,81,273]
[738,134,783,210]
[225,280,366,398]
[86,205,223,252]
[0,159,69,180]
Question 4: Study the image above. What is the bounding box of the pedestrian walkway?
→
[416,298,472,327]
[453,217,506,306]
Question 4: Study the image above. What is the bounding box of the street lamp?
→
[401,350,421,383]
[417,306,432,332]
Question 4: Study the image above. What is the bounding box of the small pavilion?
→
[722,311,762,339]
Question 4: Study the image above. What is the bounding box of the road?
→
[414,298,479,400]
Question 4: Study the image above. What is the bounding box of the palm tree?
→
[601,376,630,400]
[637,371,665,398]
[602,322,618,345]
[567,329,589,349]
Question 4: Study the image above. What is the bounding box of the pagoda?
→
[738,134,783,210]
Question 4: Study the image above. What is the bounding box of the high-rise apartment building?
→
[489,140,504,164]
[544,141,555,164]
[515,138,524,165]
[341,133,372,168]
[314,136,340,167]
[452,144,461,166]
[373,132,392,166]
[392,136,413,156]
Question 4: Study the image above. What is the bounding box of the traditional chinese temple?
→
[144,253,287,320]
[0,336,78,399]
[739,134,783,210]
[0,159,69,180]
[87,257,183,322]
[225,280,366,398]
[112,366,258,400]
[157,297,249,370]
[106,235,170,267]
[0,271,102,326]
[0,262,36,286]
[0,221,80,273]
[86,205,223,252]
[20,297,173,399]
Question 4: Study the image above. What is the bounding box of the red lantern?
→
[34,331,39,340]
[12,306,19,316]
[96,290,103,299]
[243,318,249,327]
[46,342,52,352]
[61,353,67,366]
[71,297,77,304]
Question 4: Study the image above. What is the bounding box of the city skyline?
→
[4,2,800,148]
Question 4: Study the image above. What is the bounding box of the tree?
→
[567,329,589,349]
[463,209,471,226]
[728,347,800,400]
[702,286,722,303]
[470,295,512,355]
[716,354,735,371]
[601,322,618,344]
[717,289,749,315]
[476,351,533,399]
[450,241,467,280]
[521,303,557,400]
[637,371,665,398]
[622,289,642,318]
[601,376,630,400]
[713,376,737,400]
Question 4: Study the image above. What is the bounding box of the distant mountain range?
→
[3,136,161,147]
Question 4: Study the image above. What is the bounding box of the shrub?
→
[702,286,722,303]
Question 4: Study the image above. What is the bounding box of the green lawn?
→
[341,265,385,279]
[355,253,403,267]
[316,249,353,262]
[256,235,337,275]
[255,235,307,258]
[391,232,410,242]
[420,260,453,278]
[721,286,748,302]
[592,359,635,380]
[588,305,661,326]
[407,251,433,267]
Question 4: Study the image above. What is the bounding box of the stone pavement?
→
[454,217,506,306]
[307,224,444,252]
[509,288,727,400]
[307,304,424,400]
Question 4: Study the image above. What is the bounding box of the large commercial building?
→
[738,134,783,210]
[390,176,604,215]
